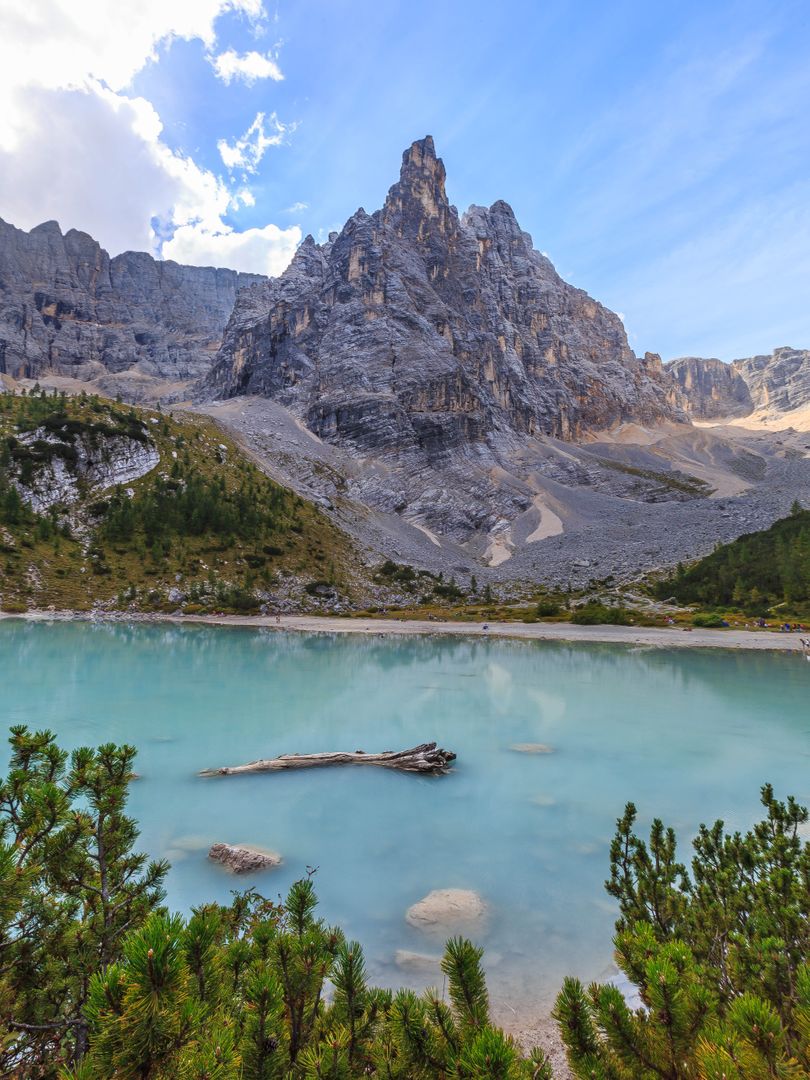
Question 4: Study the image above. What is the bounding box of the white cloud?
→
[284,201,309,213]
[163,222,301,275]
[218,111,293,172]
[0,0,299,277]
[0,0,265,147]
[0,84,229,255]
[212,48,283,84]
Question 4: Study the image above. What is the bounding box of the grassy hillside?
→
[654,504,810,613]
[0,388,358,613]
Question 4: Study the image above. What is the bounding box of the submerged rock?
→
[510,743,554,754]
[208,843,282,874]
[405,888,487,934]
[394,949,443,974]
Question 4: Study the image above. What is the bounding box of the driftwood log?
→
[199,742,455,777]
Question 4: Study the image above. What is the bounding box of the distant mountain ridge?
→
[2,139,809,580]
[1,140,807,443]
[668,347,810,422]
[0,217,266,398]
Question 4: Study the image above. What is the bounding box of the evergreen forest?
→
[655,504,810,612]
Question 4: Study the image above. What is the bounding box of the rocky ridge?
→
[2,137,809,582]
[206,137,683,454]
[665,357,753,419]
[668,347,810,422]
[198,138,726,557]
[0,217,266,398]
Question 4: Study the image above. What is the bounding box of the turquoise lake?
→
[1,619,808,1023]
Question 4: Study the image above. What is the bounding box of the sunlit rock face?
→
[668,348,810,420]
[734,347,810,415]
[666,357,754,419]
[205,136,683,459]
[0,217,265,389]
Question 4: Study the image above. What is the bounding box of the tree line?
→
[655,504,810,610]
[100,468,296,550]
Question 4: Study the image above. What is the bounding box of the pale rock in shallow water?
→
[169,834,212,852]
[394,949,443,974]
[510,743,554,754]
[405,888,488,934]
[208,843,282,874]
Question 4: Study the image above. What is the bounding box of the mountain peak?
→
[398,135,444,192]
[31,220,64,237]
[403,134,437,167]
[207,133,683,462]
[383,136,452,236]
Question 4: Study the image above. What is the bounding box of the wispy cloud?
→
[163,221,300,276]
[217,111,294,172]
[535,10,810,358]
[284,200,308,213]
[211,48,283,85]
[618,180,810,360]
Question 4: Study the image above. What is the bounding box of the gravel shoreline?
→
[3,610,806,652]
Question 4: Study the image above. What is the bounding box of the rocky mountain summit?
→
[202,137,753,567]
[2,137,809,582]
[206,136,682,453]
[0,217,265,399]
[668,347,810,423]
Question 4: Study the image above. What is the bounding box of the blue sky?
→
[1,0,809,361]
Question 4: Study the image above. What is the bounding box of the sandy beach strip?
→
[2,610,807,652]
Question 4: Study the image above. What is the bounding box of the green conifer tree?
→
[0,727,167,1074]
[556,785,810,1078]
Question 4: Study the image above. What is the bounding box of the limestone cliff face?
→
[11,426,159,513]
[666,357,753,419]
[734,347,810,415]
[0,218,265,388]
[668,347,810,420]
[205,137,683,456]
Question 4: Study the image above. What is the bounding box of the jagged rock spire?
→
[207,133,682,461]
[382,135,455,238]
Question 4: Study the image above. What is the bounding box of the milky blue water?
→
[1,620,808,1021]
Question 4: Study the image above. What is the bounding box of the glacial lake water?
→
[1,619,808,1023]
